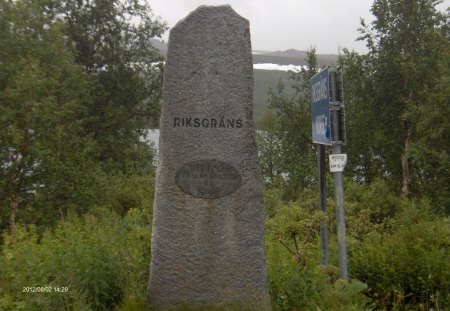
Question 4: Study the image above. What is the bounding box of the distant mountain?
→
[253,49,338,67]
[149,39,338,121]
[265,48,308,58]
[150,39,338,66]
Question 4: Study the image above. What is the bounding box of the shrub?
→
[349,201,450,310]
[104,174,155,217]
[0,207,152,311]
[265,193,370,310]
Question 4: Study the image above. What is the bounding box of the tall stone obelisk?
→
[147,5,270,309]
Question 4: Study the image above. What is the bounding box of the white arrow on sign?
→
[329,154,347,172]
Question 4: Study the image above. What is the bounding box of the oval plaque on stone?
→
[176,159,241,199]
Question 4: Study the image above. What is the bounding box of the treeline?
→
[0,0,449,310]
[259,0,449,210]
[0,0,166,232]
[257,0,449,309]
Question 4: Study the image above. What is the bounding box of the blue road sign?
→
[310,68,332,145]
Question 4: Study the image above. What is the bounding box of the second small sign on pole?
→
[329,154,347,172]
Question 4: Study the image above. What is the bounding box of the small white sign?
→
[329,154,347,172]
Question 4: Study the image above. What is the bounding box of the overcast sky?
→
[148,0,449,54]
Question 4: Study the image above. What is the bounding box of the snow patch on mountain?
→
[253,63,306,71]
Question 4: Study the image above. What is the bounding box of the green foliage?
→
[256,110,284,188]
[340,181,450,310]
[342,0,450,201]
[2,180,447,310]
[409,52,450,213]
[0,0,104,231]
[0,0,163,231]
[344,180,403,239]
[278,267,369,311]
[350,201,450,309]
[257,2,450,305]
[114,296,148,311]
[263,187,283,218]
[104,174,155,217]
[265,190,370,310]
[0,207,152,311]
[264,181,450,310]
[263,49,319,199]
[54,0,167,170]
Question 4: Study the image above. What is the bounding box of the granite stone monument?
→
[147,5,269,309]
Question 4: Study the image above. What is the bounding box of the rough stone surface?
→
[147,5,270,309]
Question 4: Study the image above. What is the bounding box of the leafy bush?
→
[104,174,155,217]
[2,176,448,311]
[263,187,284,218]
[349,200,450,310]
[265,181,450,310]
[265,190,370,310]
[0,207,152,311]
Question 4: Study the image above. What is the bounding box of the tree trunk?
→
[401,126,412,197]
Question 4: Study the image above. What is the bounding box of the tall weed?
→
[265,191,370,310]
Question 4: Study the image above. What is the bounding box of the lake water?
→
[140,129,160,165]
[143,129,264,153]
[142,129,160,149]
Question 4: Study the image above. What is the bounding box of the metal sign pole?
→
[332,134,348,281]
[329,69,348,281]
[311,67,347,277]
[317,143,329,265]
